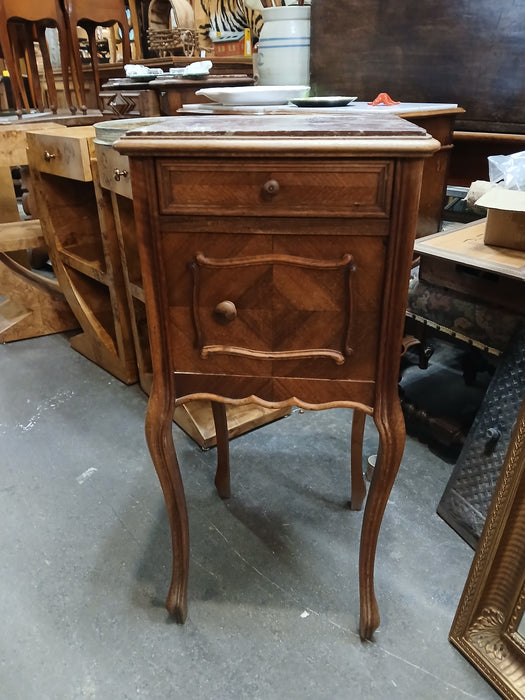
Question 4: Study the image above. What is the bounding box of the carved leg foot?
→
[359,594,380,641]
[212,401,231,499]
[165,585,188,623]
[145,379,189,622]
[350,408,367,510]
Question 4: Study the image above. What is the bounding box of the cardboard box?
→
[476,187,525,251]
[213,37,246,56]
[212,29,251,57]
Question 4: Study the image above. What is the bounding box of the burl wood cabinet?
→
[116,114,439,639]
[27,126,137,384]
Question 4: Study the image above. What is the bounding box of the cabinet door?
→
[160,228,387,396]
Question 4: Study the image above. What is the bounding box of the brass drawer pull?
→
[213,300,237,324]
[43,151,56,162]
[114,168,129,182]
[262,179,280,197]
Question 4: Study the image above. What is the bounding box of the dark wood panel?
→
[449,132,525,186]
[310,0,525,134]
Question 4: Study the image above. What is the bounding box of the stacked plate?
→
[195,85,310,106]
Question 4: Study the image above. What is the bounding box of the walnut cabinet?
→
[116,113,440,639]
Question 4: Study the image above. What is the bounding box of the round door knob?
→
[262,179,280,196]
[43,151,56,162]
[213,300,237,324]
[114,168,129,181]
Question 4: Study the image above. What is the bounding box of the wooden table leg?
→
[8,24,31,115]
[36,24,58,113]
[127,0,141,59]
[145,376,189,623]
[350,408,367,510]
[22,26,44,112]
[86,25,103,112]
[359,400,405,640]
[212,401,231,499]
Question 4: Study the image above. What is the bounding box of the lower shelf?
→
[174,399,291,450]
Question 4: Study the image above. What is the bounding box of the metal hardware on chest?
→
[113,168,129,182]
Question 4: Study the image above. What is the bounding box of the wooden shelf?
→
[57,247,107,281]
[28,127,137,384]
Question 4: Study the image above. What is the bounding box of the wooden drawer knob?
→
[114,168,129,182]
[262,179,280,196]
[213,300,237,324]
[43,151,56,162]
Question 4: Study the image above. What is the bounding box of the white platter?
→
[195,85,310,106]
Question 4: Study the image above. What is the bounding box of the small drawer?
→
[94,142,132,199]
[3,123,67,166]
[26,126,95,181]
[157,160,393,218]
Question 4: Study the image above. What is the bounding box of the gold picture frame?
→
[450,395,525,699]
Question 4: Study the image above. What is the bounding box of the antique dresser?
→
[116,113,439,639]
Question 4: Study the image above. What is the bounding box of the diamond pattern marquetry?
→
[160,226,389,386]
[162,230,386,380]
[103,92,138,117]
[191,247,353,365]
[272,271,348,352]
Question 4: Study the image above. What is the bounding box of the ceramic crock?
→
[256,5,311,86]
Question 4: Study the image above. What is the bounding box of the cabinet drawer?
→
[4,123,67,166]
[26,127,95,181]
[157,160,393,217]
[94,143,132,199]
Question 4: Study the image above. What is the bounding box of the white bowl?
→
[195,85,310,106]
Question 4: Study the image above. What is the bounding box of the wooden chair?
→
[0,4,29,116]
[0,0,78,116]
[62,0,131,112]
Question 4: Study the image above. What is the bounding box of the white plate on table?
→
[195,85,310,106]
[290,96,358,108]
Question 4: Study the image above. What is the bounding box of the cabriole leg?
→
[359,401,405,640]
[145,378,189,622]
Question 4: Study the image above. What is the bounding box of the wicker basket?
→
[147,28,198,57]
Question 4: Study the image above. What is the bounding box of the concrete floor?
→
[0,332,499,699]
